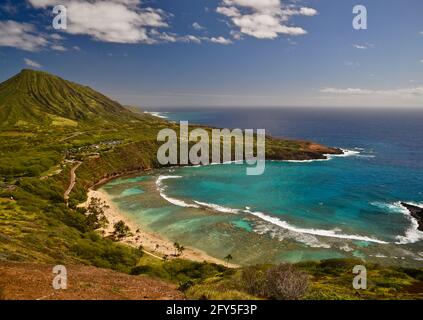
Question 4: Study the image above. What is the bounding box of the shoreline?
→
[85,188,238,268]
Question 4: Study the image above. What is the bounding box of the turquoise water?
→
[103,108,423,266]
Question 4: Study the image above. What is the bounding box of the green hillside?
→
[0,69,140,128]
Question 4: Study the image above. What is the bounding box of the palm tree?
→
[178,245,185,256]
[173,242,180,256]
[224,254,233,267]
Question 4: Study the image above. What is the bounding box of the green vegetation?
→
[85,197,109,230]
[181,259,422,300]
[0,69,421,300]
[0,69,139,129]
[111,220,132,241]
[173,242,185,257]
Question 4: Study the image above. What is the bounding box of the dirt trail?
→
[64,161,82,202]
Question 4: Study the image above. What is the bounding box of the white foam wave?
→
[327,148,361,159]
[193,201,240,214]
[144,111,168,119]
[155,175,200,208]
[371,201,423,244]
[370,201,406,213]
[394,202,423,244]
[277,148,361,163]
[244,209,388,244]
[253,222,331,248]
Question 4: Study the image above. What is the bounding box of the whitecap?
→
[253,221,331,248]
[327,148,361,159]
[243,209,388,244]
[193,201,240,214]
[394,202,423,244]
[370,201,423,244]
[370,201,407,213]
[144,111,168,119]
[276,148,361,163]
[155,175,200,208]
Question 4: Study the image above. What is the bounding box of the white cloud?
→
[353,43,374,50]
[420,59,423,63]
[216,6,240,17]
[0,20,48,51]
[184,35,202,44]
[51,44,67,51]
[27,0,208,45]
[353,44,368,50]
[149,30,202,44]
[28,0,169,44]
[24,58,42,68]
[298,7,318,16]
[209,36,232,45]
[216,0,317,39]
[192,22,205,30]
[320,86,423,98]
[230,30,243,40]
[50,33,64,40]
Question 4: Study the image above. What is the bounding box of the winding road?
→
[64,161,82,202]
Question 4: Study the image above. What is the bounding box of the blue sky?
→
[0,0,422,108]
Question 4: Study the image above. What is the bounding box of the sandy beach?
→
[85,189,238,267]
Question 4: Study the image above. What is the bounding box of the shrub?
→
[111,220,131,240]
[85,197,109,230]
[241,265,267,296]
[265,264,308,300]
[241,264,309,300]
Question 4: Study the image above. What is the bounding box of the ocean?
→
[101,108,423,266]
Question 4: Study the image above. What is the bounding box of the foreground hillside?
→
[0,261,183,300]
[0,69,421,300]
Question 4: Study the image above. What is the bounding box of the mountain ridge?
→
[0,69,140,128]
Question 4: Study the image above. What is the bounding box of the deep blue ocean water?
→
[104,108,423,265]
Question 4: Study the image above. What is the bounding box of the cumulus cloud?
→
[216,0,317,39]
[51,44,67,51]
[230,30,243,40]
[0,20,49,51]
[24,58,42,68]
[27,0,221,45]
[28,0,169,44]
[209,36,232,44]
[192,22,205,30]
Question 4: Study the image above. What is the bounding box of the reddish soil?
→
[0,262,184,300]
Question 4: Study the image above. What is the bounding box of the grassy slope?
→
[0,69,137,128]
[0,69,421,300]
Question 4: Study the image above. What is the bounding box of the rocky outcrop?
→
[401,202,423,232]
